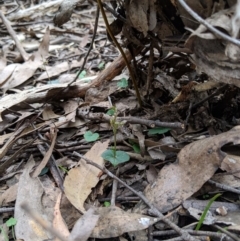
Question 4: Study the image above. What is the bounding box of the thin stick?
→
[0,11,29,61]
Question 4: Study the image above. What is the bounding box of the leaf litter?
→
[1,0,240,241]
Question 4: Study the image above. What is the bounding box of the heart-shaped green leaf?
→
[84,131,99,142]
[117,78,128,88]
[101,149,130,166]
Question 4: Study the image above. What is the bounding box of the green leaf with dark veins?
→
[84,131,99,142]
[148,127,170,135]
[117,78,128,88]
[101,149,130,166]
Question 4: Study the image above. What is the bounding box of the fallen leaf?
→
[91,206,159,238]
[0,27,50,90]
[53,193,70,241]
[64,140,109,212]
[14,156,50,241]
[69,208,99,241]
[145,126,240,213]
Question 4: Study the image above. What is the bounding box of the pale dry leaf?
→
[0,83,73,121]
[15,156,50,241]
[53,193,70,241]
[53,116,85,129]
[0,64,18,87]
[188,207,215,225]
[91,206,159,239]
[128,0,149,36]
[149,0,157,31]
[176,0,213,29]
[32,127,58,177]
[216,211,240,226]
[0,224,9,241]
[221,154,240,178]
[0,183,18,206]
[42,106,60,120]
[37,59,84,81]
[0,27,50,90]
[64,140,109,212]
[69,208,99,241]
[185,4,240,88]
[212,174,240,188]
[61,99,79,115]
[0,53,7,72]
[145,126,240,213]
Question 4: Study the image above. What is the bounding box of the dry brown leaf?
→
[36,59,84,81]
[128,0,149,36]
[64,140,109,213]
[221,154,240,178]
[42,106,60,120]
[185,5,240,88]
[0,27,50,90]
[0,183,18,206]
[149,0,157,31]
[69,208,99,241]
[0,224,9,241]
[145,126,240,213]
[53,193,70,241]
[32,127,58,177]
[91,206,159,239]
[177,0,214,30]
[0,84,73,121]
[15,156,50,241]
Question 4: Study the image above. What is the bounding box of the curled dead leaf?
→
[145,126,240,213]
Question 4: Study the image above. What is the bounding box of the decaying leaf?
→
[0,27,50,90]
[53,193,70,241]
[128,0,149,36]
[64,140,109,212]
[69,208,99,241]
[185,5,240,88]
[91,206,159,238]
[14,157,50,241]
[145,126,240,213]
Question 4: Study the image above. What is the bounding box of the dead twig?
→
[77,112,184,129]
[0,11,29,61]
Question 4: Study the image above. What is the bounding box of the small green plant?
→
[148,127,170,135]
[98,62,105,70]
[39,167,49,176]
[106,108,116,116]
[0,217,17,241]
[195,193,222,230]
[132,143,140,153]
[78,70,87,79]
[6,217,17,241]
[101,108,130,166]
[104,201,111,207]
[128,140,141,154]
[84,131,99,142]
[58,165,68,173]
[117,78,128,88]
